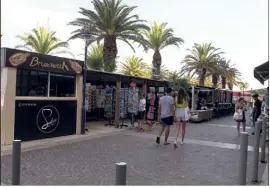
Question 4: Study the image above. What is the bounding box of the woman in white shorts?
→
[174,87,189,148]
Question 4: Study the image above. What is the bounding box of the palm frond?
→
[69,0,149,53]
[17,26,72,55]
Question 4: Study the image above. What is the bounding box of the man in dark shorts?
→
[251,93,262,135]
[156,88,174,145]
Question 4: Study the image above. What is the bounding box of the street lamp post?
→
[81,38,90,134]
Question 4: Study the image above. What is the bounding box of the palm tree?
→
[183,74,217,88]
[219,59,241,90]
[226,66,241,90]
[181,43,223,86]
[167,70,181,89]
[119,56,150,78]
[209,58,223,88]
[183,75,197,85]
[218,59,230,89]
[239,81,249,94]
[68,0,149,72]
[16,26,72,56]
[204,76,214,87]
[151,64,169,80]
[87,43,104,70]
[141,21,184,80]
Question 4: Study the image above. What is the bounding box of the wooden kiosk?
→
[1,48,84,145]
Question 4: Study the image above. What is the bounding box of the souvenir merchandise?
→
[96,89,105,108]
[90,85,97,110]
[147,92,156,120]
[128,87,139,114]
[85,83,91,112]
[120,88,128,118]
[104,87,115,118]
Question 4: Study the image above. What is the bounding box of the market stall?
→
[1,48,83,144]
[1,47,170,145]
[84,69,169,128]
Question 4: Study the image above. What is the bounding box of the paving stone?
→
[0,132,266,185]
[1,117,267,185]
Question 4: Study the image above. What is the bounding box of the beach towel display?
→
[96,89,105,108]
[127,87,139,128]
[104,86,115,126]
[147,92,156,120]
[90,85,97,110]
[118,87,129,128]
[120,88,129,118]
[127,87,139,114]
[85,83,91,112]
[104,87,114,117]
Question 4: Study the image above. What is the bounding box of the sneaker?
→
[173,141,178,148]
[156,137,160,144]
[180,141,184,145]
[164,142,170,145]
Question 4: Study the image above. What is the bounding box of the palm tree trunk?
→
[152,50,162,80]
[212,74,218,88]
[221,76,226,89]
[199,68,206,86]
[103,35,117,72]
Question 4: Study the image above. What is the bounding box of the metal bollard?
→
[252,121,262,183]
[239,132,249,185]
[115,162,127,185]
[12,140,21,185]
[260,117,267,163]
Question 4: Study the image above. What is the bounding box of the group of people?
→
[136,91,158,132]
[155,87,190,149]
[234,93,265,136]
[138,87,266,148]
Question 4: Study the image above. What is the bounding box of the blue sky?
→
[1,0,269,89]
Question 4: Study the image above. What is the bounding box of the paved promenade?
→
[1,116,268,185]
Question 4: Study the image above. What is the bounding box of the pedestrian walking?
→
[173,87,189,148]
[137,94,146,131]
[156,88,174,145]
[234,97,247,136]
[251,93,262,135]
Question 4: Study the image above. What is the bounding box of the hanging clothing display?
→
[85,83,91,112]
[90,85,97,110]
[120,88,129,118]
[147,93,156,120]
[96,89,105,108]
[128,87,139,114]
[104,87,115,118]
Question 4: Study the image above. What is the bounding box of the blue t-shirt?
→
[159,96,174,118]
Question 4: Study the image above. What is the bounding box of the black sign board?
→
[2,48,83,75]
[14,100,77,141]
